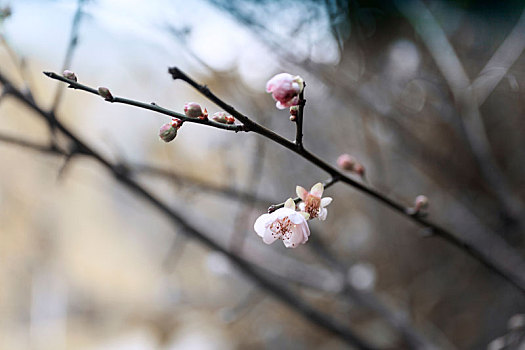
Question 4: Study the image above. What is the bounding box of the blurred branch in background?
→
[395,0,525,236]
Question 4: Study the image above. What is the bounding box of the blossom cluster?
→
[254,183,332,249]
[159,102,235,143]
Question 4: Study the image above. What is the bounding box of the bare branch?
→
[165,66,525,294]
[295,86,306,149]
[51,0,86,112]
[471,8,525,106]
[1,70,376,350]
[395,0,525,236]
[44,71,246,132]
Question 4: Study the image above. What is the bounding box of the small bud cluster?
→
[337,154,365,177]
[289,105,299,122]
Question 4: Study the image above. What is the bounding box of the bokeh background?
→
[0,0,525,349]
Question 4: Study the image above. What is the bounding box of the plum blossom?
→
[254,198,310,248]
[296,183,332,220]
[266,73,304,109]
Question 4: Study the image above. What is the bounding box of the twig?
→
[46,65,525,293]
[0,133,64,155]
[51,0,85,112]
[395,0,525,233]
[44,72,245,132]
[295,86,305,149]
[133,163,273,205]
[471,8,525,106]
[268,176,339,213]
[1,71,376,350]
[164,66,525,294]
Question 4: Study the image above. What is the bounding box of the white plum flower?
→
[254,198,310,248]
[296,183,333,220]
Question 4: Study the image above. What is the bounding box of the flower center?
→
[269,216,293,240]
[304,195,321,218]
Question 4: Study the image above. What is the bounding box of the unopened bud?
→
[354,163,365,177]
[290,105,299,116]
[337,154,356,171]
[414,195,429,211]
[289,115,297,122]
[63,70,77,82]
[97,86,113,100]
[212,111,234,124]
[184,102,204,118]
[159,122,177,142]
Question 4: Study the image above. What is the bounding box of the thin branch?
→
[44,72,245,132]
[0,133,64,155]
[44,69,525,291]
[1,71,375,350]
[51,0,86,112]
[133,163,273,205]
[295,86,305,149]
[395,0,525,232]
[166,66,525,294]
[0,35,35,100]
[471,8,525,106]
[268,176,339,213]
[0,133,274,205]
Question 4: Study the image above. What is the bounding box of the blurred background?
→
[0,0,525,349]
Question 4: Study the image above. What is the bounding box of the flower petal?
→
[321,197,333,207]
[254,213,271,237]
[276,101,286,109]
[318,208,327,221]
[289,212,306,224]
[299,211,310,220]
[263,229,280,244]
[283,226,306,248]
[302,223,310,242]
[284,198,296,210]
[310,183,324,197]
[296,186,308,201]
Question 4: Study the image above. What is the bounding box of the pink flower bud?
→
[289,115,297,122]
[63,70,77,82]
[159,122,177,142]
[266,73,304,110]
[414,195,429,211]
[97,86,113,100]
[212,112,234,124]
[184,102,204,118]
[337,154,356,171]
[290,105,299,116]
